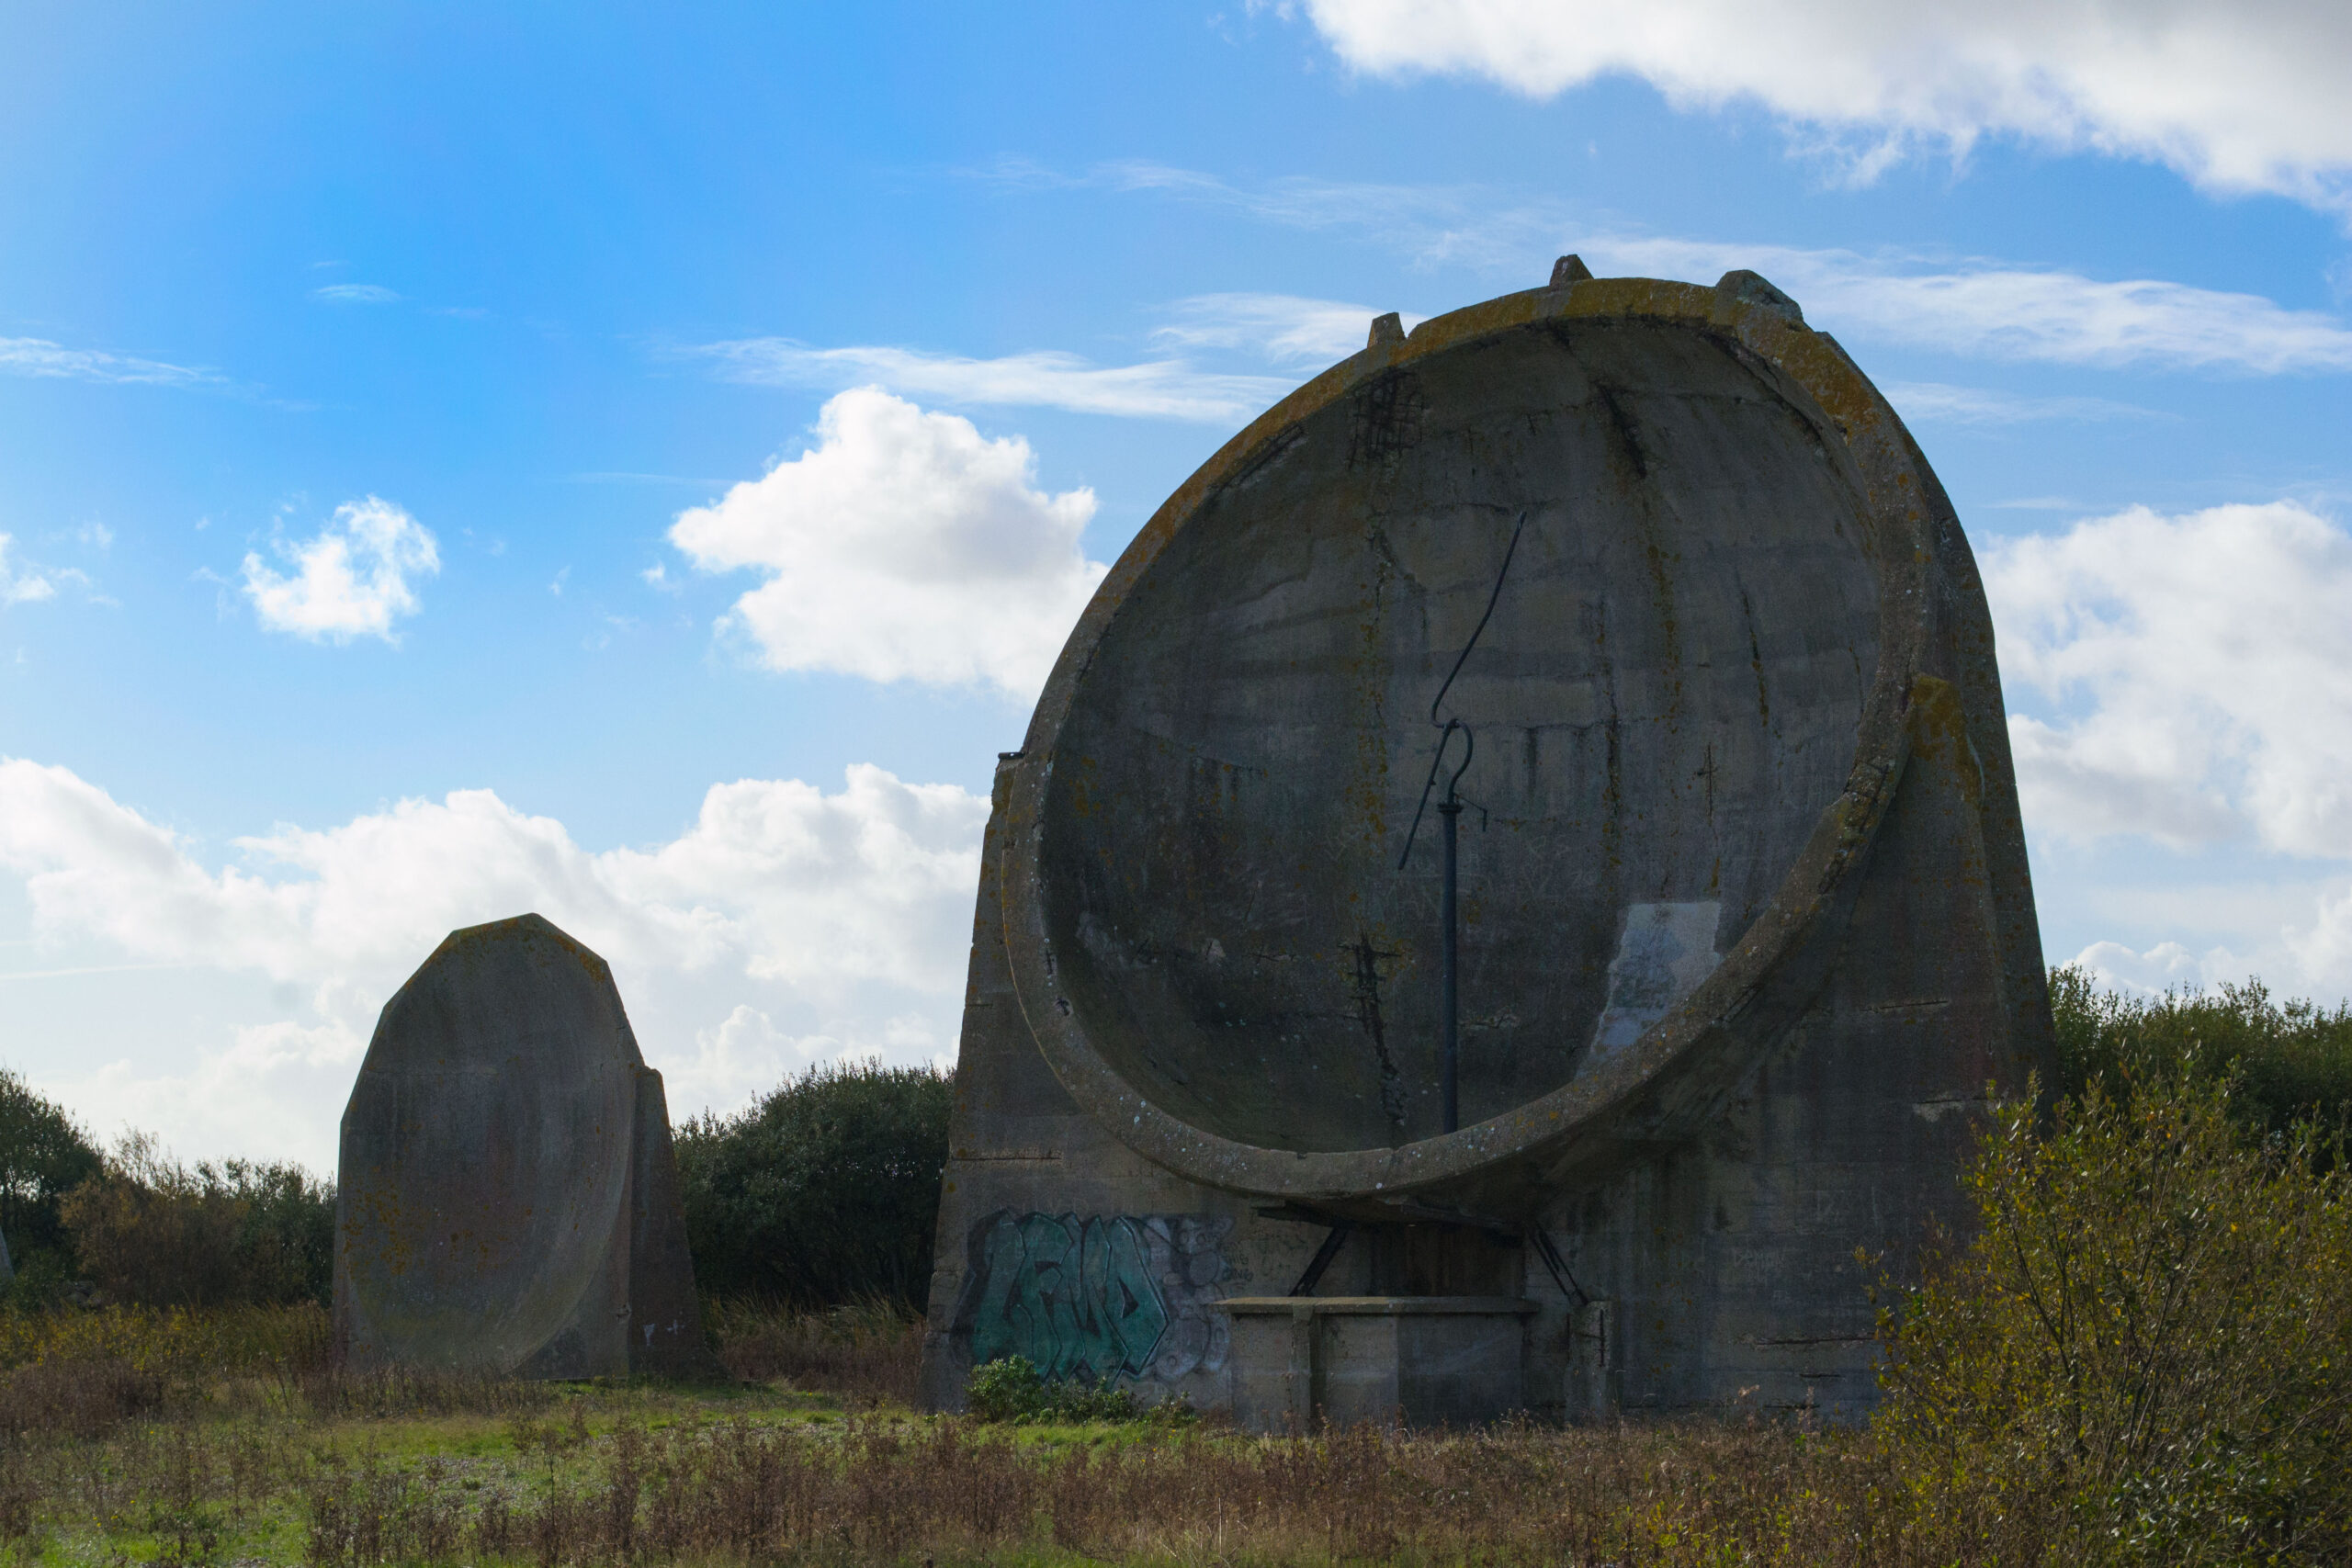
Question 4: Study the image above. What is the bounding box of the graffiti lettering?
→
[956,1211,1229,1383]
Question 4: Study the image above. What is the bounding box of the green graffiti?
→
[962,1212,1170,1382]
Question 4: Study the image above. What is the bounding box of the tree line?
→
[0,1057,954,1316]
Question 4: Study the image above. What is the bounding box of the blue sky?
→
[6,2,2352,1168]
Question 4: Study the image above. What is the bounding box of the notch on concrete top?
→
[1367,311,1405,348]
[1714,269,1804,324]
[1550,254,1593,288]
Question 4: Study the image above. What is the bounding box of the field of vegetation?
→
[0,972,2346,1566]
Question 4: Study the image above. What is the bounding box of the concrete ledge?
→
[1223,1296,1537,1316]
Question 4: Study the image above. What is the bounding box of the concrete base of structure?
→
[1225,1297,1537,1432]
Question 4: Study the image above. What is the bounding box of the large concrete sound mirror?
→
[921,263,2052,1426]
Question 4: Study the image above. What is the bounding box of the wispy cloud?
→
[988,161,2352,377]
[561,471,732,488]
[1151,292,1427,367]
[979,157,1554,273]
[0,336,226,389]
[1587,236,2352,374]
[1881,381,2166,426]
[309,284,403,305]
[689,339,1295,423]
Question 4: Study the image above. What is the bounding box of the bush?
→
[1874,1074,2352,1565]
[0,1067,103,1305]
[964,1355,1140,1424]
[675,1060,952,1310]
[60,1133,334,1309]
[2050,965,2352,1139]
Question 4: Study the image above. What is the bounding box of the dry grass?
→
[705,1298,923,1410]
[0,1303,1936,1567]
[0,1393,1918,1568]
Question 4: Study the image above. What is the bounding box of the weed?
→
[966,1356,1148,1425]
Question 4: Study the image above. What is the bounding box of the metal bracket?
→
[1526,1225,1590,1308]
[1289,1221,1354,1297]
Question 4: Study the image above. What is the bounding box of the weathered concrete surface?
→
[922,264,2051,1419]
[1227,1296,1536,1431]
[334,913,718,1380]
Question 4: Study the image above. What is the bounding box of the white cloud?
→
[0,336,223,389]
[693,339,1293,424]
[0,535,57,605]
[2067,938,2227,995]
[0,757,989,1163]
[241,496,440,644]
[660,1006,833,1123]
[670,388,1106,696]
[309,284,402,305]
[1297,0,2352,214]
[1984,501,2352,858]
[1151,293,1428,366]
[1882,381,2163,426]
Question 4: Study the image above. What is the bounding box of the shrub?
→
[0,1066,103,1305]
[674,1060,952,1310]
[1874,1074,2352,1565]
[61,1133,334,1309]
[2049,964,2352,1139]
[965,1355,1142,1424]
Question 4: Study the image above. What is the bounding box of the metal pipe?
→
[1440,799,1462,1134]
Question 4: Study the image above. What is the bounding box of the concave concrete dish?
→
[1000,269,2041,1224]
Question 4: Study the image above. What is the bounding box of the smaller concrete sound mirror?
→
[921,263,2052,1427]
[335,914,718,1380]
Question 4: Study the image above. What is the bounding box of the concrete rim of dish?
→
[997,270,1950,1220]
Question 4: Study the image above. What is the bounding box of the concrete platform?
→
[1225,1296,1536,1431]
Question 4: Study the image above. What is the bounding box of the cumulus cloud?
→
[241,496,440,644]
[1983,501,2352,858]
[2068,939,2229,995]
[692,340,1291,424]
[0,335,224,389]
[1298,0,2352,213]
[0,757,983,999]
[671,388,1106,696]
[1151,293,1428,367]
[0,757,989,1163]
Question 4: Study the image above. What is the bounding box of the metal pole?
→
[1440,799,1462,1134]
